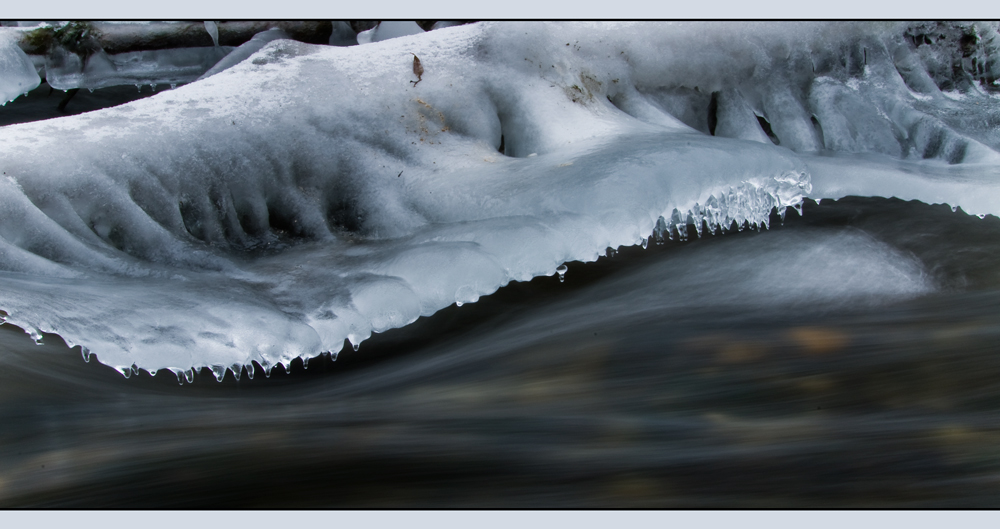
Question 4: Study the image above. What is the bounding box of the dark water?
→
[0,81,158,128]
[2,196,1000,507]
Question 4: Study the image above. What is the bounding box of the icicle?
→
[81,346,91,363]
[653,216,668,245]
[669,209,687,241]
[689,208,704,238]
[330,351,340,361]
[211,364,226,382]
[675,222,688,241]
[456,301,464,307]
[28,327,43,345]
[556,264,568,282]
[246,362,255,379]
[204,21,220,47]
[302,357,309,370]
[184,368,195,384]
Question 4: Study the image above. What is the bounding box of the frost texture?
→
[0,22,998,379]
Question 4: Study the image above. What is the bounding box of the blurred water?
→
[0,81,155,127]
[2,196,1000,507]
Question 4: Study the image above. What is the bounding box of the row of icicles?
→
[90,348,344,385]
[2,190,803,383]
[3,83,182,105]
[106,199,803,384]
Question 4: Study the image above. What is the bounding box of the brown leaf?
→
[411,54,424,86]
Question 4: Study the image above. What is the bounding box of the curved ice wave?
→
[0,22,997,378]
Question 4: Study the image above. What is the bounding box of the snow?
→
[0,22,998,379]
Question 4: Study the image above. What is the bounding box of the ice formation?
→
[198,28,291,80]
[362,21,425,44]
[44,45,234,91]
[0,31,41,103]
[1,22,999,380]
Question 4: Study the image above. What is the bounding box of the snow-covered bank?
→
[0,22,997,379]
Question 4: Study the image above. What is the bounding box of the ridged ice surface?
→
[0,22,999,380]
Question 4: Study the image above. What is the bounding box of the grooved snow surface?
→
[0,22,998,380]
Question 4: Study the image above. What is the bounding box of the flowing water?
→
[2,197,1000,507]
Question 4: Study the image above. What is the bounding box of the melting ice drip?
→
[0,22,999,382]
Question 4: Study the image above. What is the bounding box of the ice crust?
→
[0,22,998,380]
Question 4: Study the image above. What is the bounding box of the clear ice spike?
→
[556,264,568,282]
